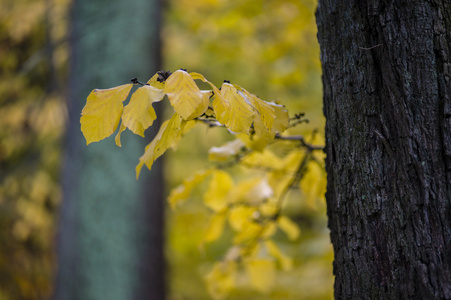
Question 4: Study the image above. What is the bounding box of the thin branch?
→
[274,134,324,151]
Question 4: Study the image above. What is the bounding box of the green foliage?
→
[81,69,325,299]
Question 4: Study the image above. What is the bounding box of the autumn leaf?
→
[264,240,293,271]
[228,205,256,231]
[168,169,212,208]
[204,210,227,243]
[235,85,276,137]
[269,102,289,135]
[205,261,237,300]
[164,69,209,120]
[121,84,164,137]
[136,113,188,179]
[114,123,127,147]
[81,84,133,145]
[204,170,234,212]
[244,259,276,294]
[214,82,255,134]
[277,215,301,241]
[208,139,245,161]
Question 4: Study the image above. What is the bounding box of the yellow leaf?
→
[277,215,300,241]
[164,69,209,120]
[208,139,245,161]
[244,259,276,294]
[204,211,227,243]
[235,85,276,137]
[261,221,277,239]
[114,123,127,147]
[214,82,255,134]
[121,84,164,137]
[204,170,234,212]
[237,132,271,152]
[228,205,256,231]
[259,202,279,217]
[146,72,165,89]
[269,102,289,135]
[300,161,327,207]
[205,261,237,300]
[136,113,185,179]
[229,178,273,205]
[81,84,133,145]
[233,222,261,244]
[168,169,211,209]
[241,149,283,171]
[264,240,293,271]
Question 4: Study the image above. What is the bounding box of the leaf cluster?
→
[80,69,325,298]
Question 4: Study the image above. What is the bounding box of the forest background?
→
[0,0,332,299]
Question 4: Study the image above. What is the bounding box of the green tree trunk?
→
[316,1,451,298]
[56,0,164,299]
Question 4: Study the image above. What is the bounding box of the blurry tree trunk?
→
[56,0,165,299]
[316,1,451,299]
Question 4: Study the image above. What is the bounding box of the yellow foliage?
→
[204,170,234,212]
[168,170,212,208]
[214,82,255,134]
[244,259,276,294]
[208,139,245,161]
[136,113,189,178]
[300,160,327,207]
[229,177,273,205]
[264,240,293,271]
[164,70,210,120]
[277,215,301,241]
[204,210,227,243]
[121,84,164,137]
[205,261,237,300]
[114,123,127,147]
[233,222,261,244]
[228,205,256,232]
[81,84,133,145]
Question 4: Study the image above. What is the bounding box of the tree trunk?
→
[56,0,164,299]
[316,1,451,299]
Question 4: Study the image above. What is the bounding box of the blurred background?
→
[0,0,332,299]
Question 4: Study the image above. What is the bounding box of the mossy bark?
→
[316,1,451,298]
[56,0,165,299]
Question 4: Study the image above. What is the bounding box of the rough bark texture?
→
[56,0,165,299]
[316,1,451,299]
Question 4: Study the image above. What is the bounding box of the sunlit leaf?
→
[114,123,127,147]
[264,240,293,271]
[121,84,164,137]
[136,113,186,179]
[269,102,289,135]
[235,85,276,138]
[229,178,273,205]
[208,139,245,161]
[277,215,300,241]
[233,222,261,244]
[81,84,133,145]
[205,261,237,300]
[228,205,256,231]
[214,82,255,134]
[164,69,209,120]
[259,202,279,217]
[300,160,327,207]
[168,169,212,209]
[204,170,234,212]
[261,221,277,239]
[204,211,227,243]
[244,259,276,294]
[237,133,271,152]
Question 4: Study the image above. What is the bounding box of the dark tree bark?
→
[56,0,165,299]
[316,1,451,299]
